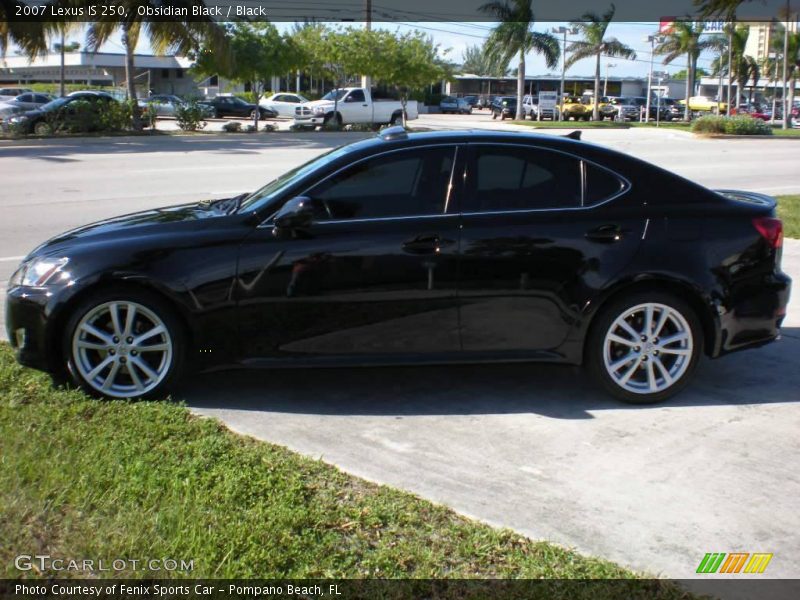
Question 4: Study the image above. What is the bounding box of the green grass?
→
[771,127,800,137]
[0,342,695,594]
[777,195,800,239]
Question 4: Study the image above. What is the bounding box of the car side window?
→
[468,146,581,212]
[17,94,32,102]
[585,163,625,206]
[306,147,456,221]
[347,90,365,103]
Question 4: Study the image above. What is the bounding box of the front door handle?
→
[402,234,454,255]
[585,224,624,243]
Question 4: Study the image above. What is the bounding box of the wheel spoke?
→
[609,353,638,373]
[646,360,657,391]
[617,319,640,341]
[123,304,137,337]
[131,357,159,382]
[102,361,121,391]
[81,323,113,346]
[86,355,114,381]
[644,304,654,337]
[137,343,168,352]
[659,332,689,347]
[128,363,145,392]
[132,325,165,346]
[653,308,670,338]
[109,303,123,337]
[658,347,691,356]
[653,356,673,386]
[618,358,641,385]
[76,340,109,351]
[608,333,637,348]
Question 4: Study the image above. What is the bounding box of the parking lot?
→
[1,117,798,580]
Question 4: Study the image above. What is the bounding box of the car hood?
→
[29,200,246,258]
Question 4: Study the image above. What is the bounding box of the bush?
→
[175,100,207,131]
[692,114,772,136]
[262,123,277,132]
[222,121,242,132]
[244,124,257,133]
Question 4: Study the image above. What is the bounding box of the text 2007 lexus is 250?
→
[5,129,791,403]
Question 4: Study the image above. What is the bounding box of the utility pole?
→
[361,0,372,90]
[644,35,662,123]
[726,23,734,114]
[782,0,790,129]
[603,62,616,97]
[552,26,578,121]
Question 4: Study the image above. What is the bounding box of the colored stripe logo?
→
[697,553,773,574]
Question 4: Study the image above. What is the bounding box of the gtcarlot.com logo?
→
[15,554,194,573]
[696,552,773,574]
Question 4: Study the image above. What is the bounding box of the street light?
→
[552,26,579,121]
[644,34,664,123]
[603,62,617,97]
[653,71,669,127]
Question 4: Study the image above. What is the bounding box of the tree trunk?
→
[789,74,796,127]
[516,49,525,120]
[684,54,691,120]
[253,81,260,130]
[121,23,141,130]
[59,30,66,98]
[594,51,601,121]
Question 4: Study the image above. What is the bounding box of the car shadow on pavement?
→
[178,328,800,420]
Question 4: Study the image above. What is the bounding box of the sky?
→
[15,21,725,80]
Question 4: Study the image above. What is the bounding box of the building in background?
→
[744,20,798,62]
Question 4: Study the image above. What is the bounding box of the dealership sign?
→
[659,18,727,34]
[538,91,559,111]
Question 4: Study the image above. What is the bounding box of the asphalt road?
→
[1,118,799,583]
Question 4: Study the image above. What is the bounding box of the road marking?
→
[0,255,24,262]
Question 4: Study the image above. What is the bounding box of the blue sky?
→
[30,21,723,79]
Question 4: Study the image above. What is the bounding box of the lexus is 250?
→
[6,128,790,403]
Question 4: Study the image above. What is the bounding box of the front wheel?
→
[586,292,702,404]
[65,289,185,400]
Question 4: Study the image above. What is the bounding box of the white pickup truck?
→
[293,87,418,128]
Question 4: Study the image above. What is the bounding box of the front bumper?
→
[293,116,324,126]
[5,285,61,372]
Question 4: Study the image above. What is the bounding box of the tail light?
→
[752,217,783,249]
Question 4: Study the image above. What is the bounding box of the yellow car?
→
[679,96,728,114]
[582,95,615,120]
[559,96,589,120]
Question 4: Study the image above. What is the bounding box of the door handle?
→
[402,234,454,255]
[362,103,368,107]
[585,224,624,243]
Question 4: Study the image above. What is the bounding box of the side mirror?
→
[273,196,314,232]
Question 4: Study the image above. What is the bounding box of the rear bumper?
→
[716,271,792,356]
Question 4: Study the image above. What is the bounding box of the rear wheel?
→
[587,292,702,404]
[65,289,185,400]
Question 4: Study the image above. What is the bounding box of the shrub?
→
[222,121,242,133]
[175,100,207,131]
[262,123,277,132]
[244,124,257,133]
[692,114,772,136]
[98,98,134,131]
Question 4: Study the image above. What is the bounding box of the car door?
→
[339,89,368,123]
[236,144,464,360]
[457,143,646,356]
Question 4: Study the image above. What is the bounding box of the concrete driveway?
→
[185,242,800,580]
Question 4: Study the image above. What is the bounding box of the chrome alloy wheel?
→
[71,301,173,398]
[602,302,693,395]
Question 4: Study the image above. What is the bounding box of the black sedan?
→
[6,129,790,403]
[491,96,517,120]
[6,91,115,135]
[198,95,277,119]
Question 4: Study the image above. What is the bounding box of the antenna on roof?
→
[563,131,582,140]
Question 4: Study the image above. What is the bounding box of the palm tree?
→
[0,1,49,58]
[655,22,724,120]
[565,4,636,121]
[710,25,759,109]
[461,43,510,77]
[87,4,228,127]
[479,0,559,120]
[53,24,82,98]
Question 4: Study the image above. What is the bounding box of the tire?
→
[64,288,186,400]
[213,109,220,119]
[492,112,497,120]
[586,291,702,404]
[390,112,402,126]
[34,121,51,136]
[322,113,341,129]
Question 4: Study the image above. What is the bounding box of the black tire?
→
[213,109,220,119]
[390,112,402,126]
[322,112,342,129]
[492,112,497,120]
[586,290,703,404]
[63,287,186,400]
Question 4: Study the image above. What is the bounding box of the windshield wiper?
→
[199,193,247,215]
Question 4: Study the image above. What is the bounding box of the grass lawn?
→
[777,195,800,239]
[0,343,693,595]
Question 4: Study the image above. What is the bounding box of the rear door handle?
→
[402,234,454,255]
[585,224,624,243]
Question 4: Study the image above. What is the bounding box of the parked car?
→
[608,97,642,121]
[476,95,495,109]
[5,91,115,135]
[559,95,589,120]
[679,96,728,114]
[293,87,417,128]
[657,97,684,119]
[6,128,790,404]
[199,95,276,120]
[138,94,214,118]
[259,92,309,118]
[582,95,616,120]
[0,87,33,101]
[0,92,52,121]
[522,95,556,120]
[463,95,479,108]
[490,96,517,120]
[440,96,472,114]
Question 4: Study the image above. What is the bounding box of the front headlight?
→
[9,115,28,123]
[9,257,70,288]
[312,106,326,115]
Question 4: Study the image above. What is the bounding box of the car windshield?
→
[321,89,348,101]
[38,97,71,111]
[238,145,353,213]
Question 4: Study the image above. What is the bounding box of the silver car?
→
[0,92,52,121]
[139,95,214,118]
